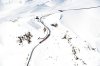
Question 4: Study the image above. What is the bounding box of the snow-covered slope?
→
[28,13,100,66]
[0,0,100,66]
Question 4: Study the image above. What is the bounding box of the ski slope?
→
[0,0,100,66]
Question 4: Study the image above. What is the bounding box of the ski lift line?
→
[38,5,100,21]
[59,5,100,12]
[56,5,100,14]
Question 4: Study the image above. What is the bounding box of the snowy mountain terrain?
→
[0,0,100,66]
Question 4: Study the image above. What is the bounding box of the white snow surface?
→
[0,0,100,66]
